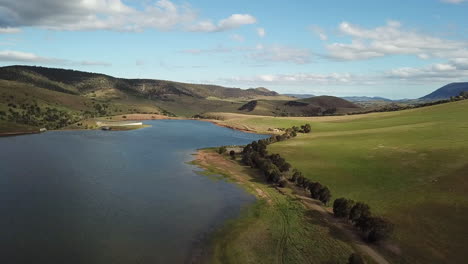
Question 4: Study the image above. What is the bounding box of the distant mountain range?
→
[420,82,468,100]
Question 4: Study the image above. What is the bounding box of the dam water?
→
[0,120,267,263]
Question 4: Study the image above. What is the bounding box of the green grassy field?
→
[192,150,362,264]
[211,100,468,263]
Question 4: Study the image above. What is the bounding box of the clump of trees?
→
[218,146,227,154]
[229,150,236,159]
[5,102,81,129]
[236,122,394,245]
[333,198,393,243]
[240,124,333,204]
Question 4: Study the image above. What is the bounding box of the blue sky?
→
[1,0,468,99]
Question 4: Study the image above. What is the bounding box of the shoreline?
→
[0,130,41,137]
[0,113,264,137]
[190,148,390,264]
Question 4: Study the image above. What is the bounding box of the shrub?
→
[278,178,288,188]
[318,186,331,204]
[349,202,371,223]
[218,146,227,154]
[290,170,302,182]
[301,124,311,133]
[333,198,355,218]
[308,182,323,199]
[229,150,236,159]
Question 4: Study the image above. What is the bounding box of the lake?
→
[0,120,267,264]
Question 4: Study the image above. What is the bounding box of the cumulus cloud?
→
[0,27,21,33]
[181,44,311,64]
[0,49,110,66]
[0,50,62,63]
[309,25,327,40]
[257,27,266,38]
[0,0,256,32]
[187,14,256,32]
[385,61,468,83]
[248,45,312,64]
[326,20,468,61]
[218,58,468,89]
[222,72,363,86]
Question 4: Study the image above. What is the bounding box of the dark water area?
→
[0,120,267,264]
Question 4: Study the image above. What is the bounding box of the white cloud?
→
[181,45,233,54]
[181,44,311,64]
[230,34,245,42]
[188,14,256,32]
[441,0,467,3]
[309,25,327,40]
[0,49,111,66]
[0,50,61,63]
[257,27,266,38]
[326,20,468,61]
[0,27,21,33]
[0,0,255,32]
[218,58,468,90]
[248,45,312,64]
[385,61,468,83]
[220,72,369,88]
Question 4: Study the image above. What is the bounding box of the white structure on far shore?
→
[96,121,143,127]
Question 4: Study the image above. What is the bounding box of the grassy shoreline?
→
[191,149,379,264]
[200,100,468,263]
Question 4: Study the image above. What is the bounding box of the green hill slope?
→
[207,100,468,263]
[265,101,468,263]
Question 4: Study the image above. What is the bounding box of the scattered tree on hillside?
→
[309,182,323,199]
[290,169,302,182]
[301,124,312,133]
[218,146,227,154]
[349,202,371,223]
[318,186,331,204]
[333,198,355,218]
[229,150,236,159]
[355,216,393,243]
[278,178,288,188]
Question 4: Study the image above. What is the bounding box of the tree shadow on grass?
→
[305,209,353,244]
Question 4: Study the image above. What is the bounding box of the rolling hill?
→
[0,65,292,132]
[207,99,468,264]
[0,65,361,132]
[420,82,468,100]
[236,96,360,117]
[0,65,280,99]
